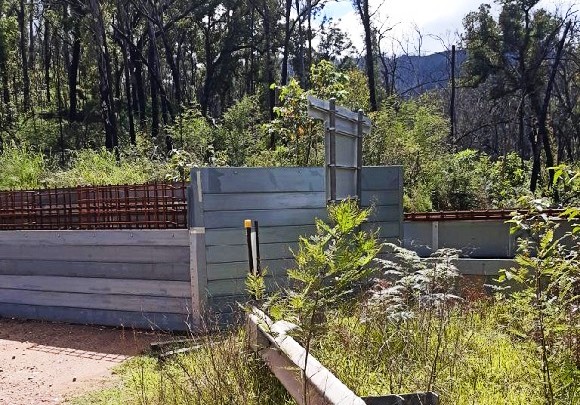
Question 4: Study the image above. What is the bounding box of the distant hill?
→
[381,49,467,96]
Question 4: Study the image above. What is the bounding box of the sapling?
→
[250,199,382,404]
[498,166,579,405]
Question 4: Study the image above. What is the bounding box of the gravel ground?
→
[0,318,167,405]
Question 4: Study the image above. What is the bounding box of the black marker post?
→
[244,219,254,274]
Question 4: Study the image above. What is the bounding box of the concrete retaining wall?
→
[0,230,193,330]
[189,167,404,316]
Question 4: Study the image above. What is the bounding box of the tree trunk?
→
[117,1,136,145]
[28,0,34,69]
[147,21,160,140]
[89,0,118,150]
[263,2,276,123]
[129,42,147,129]
[355,0,378,111]
[294,0,305,86]
[449,45,456,143]
[529,20,571,192]
[0,0,11,119]
[68,22,81,121]
[43,19,51,104]
[18,0,31,111]
[280,0,292,85]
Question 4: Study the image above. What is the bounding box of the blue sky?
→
[323,0,577,55]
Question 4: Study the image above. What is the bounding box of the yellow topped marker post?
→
[244,219,262,277]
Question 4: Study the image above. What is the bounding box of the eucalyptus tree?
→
[463,0,573,191]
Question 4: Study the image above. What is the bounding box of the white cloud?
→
[325,0,578,55]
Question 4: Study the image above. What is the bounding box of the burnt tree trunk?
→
[354,0,378,111]
[530,21,571,192]
[89,0,118,150]
[68,21,81,121]
[18,0,31,111]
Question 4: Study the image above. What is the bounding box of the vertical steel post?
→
[254,220,261,276]
[328,98,337,202]
[356,109,364,202]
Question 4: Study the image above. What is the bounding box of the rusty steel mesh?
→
[0,182,188,230]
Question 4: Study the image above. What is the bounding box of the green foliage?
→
[0,142,46,190]
[432,149,489,210]
[266,78,323,166]
[310,60,350,103]
[48,148,158,187]
[486,152,531,208]
[70,330,294,405]
[366,97,448,211]
[268,200,382,340]
[342,69,370,112]
[166,106,214,165]
[365,98,534,210]
[370,245,462,321]
[12,115,61,152]
[497,169,580,404]
[214,96,263,166]
[314,304,546,404]
[246,268,267,302]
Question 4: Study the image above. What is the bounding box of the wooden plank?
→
[206,242,297,264]
[0,230,189,247]
[0,245,190,264]
[0,303,191,331]
[199,168,325,194]
[206,259,294,281]
[0,260,190,280]
[0,289,192,314]
[205,225,316,247]
[361,167,402,191]
[203,192,326,212]
[0,275,191,297]
[203,208,328,229]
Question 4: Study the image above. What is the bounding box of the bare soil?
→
[0,318,170,405]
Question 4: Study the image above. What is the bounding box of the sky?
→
[324,0,578,55]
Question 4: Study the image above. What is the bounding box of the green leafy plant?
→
[497,167,580,404]
[269,200,382,331]
[369,244,462,321]
[249,200,381,403]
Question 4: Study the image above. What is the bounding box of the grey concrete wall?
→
[404,218,575,276]
[404,220,515,258]
[189,167,403,316]
[0,230,192,330]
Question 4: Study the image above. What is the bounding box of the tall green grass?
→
[69,330,294,405]
[312,302,568,404]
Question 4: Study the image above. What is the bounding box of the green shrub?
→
[47,148,158,187]
[0,142,46,190]
[214,96,263,166]
[166,106,214,164]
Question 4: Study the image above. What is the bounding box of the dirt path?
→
[0,318,168,404]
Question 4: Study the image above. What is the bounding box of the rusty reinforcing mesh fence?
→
[0,182,188,230]
[404,208,564,221]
